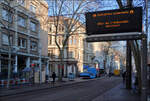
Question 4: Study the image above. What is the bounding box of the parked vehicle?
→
[80,66,98,79]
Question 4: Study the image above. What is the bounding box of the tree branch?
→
[116,0,124,9]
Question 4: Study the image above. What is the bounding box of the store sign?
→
[86,7,142,35]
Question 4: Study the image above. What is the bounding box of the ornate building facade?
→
[47,17,94,77]
[0,0,48,84]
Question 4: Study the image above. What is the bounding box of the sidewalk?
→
[0,77,142,101]
[0,77,98,97]
[93,83,141,101]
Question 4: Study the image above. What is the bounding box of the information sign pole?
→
[141,34,148,101]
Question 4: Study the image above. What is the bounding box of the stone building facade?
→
[0,0,48,83]
[47,17,94,77]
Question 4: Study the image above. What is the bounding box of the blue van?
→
[80,66,97,79]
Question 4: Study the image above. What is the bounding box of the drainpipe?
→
[38,23,42,84]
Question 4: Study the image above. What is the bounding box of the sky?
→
[45,0,150,44]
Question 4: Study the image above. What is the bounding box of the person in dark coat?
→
[122,71,126,84]
[52,72,56,84]
[134,76,138,89]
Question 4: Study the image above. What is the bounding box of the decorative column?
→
[55,64,58,76]
[38,57,42,84]
[13,55,18,73]
[73,65,76,76]
[26,57,30,68]
[64,63,67,77]
[46,60,49,81]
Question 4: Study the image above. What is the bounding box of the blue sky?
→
[46,0,150,43]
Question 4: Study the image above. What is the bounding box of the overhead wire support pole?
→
[145,0,149,100]
[126,41,132,89]
[141,34,148,101]
[7,1,12,89]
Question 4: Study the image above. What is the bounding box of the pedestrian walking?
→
[52,72,56,85]
[122,71,126,84]
[133,76,138,93]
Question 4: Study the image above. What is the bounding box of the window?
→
[49,26,52,32]
[58,24,64,32]
[68,51,74,58]
[17,0,25,6]
[58,36,62,45]
[48,50,53,58]
[30,4,36,13]
[49,24,55,32]
[48,35,52,45]
[30,22,36,31]
[31,41,37,51]
[2,9,12,22]
[69,37,73,45]
[2,34,13,45]
[73,37,76,44]
[2,34,9,45]
[18,38,27,48]
[18,16,26,27]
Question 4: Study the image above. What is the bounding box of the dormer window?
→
[30,4,36,13]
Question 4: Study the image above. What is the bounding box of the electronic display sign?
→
[86,7,142,35]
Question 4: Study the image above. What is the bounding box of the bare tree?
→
[116,0,149,94]
[47,0,99,81]
[101,42,112,73]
